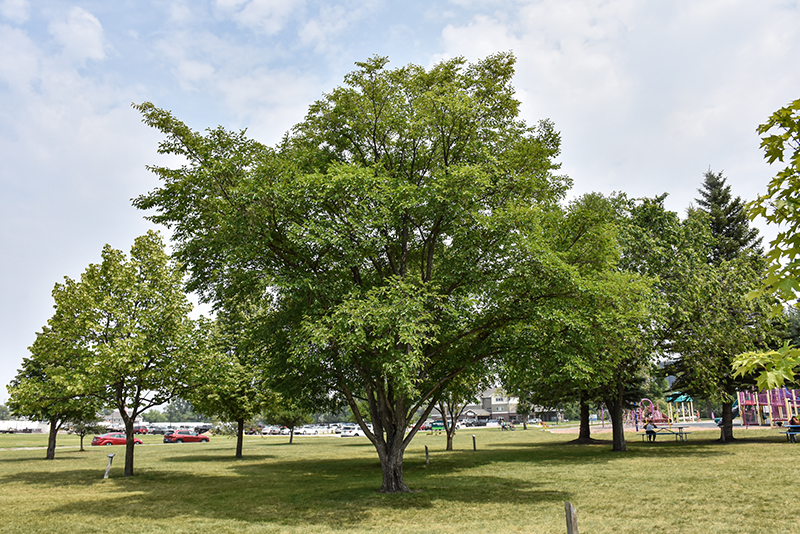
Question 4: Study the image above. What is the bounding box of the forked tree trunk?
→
[719,401,735,443]
[46,416,60,460]
[236,419,244,458]
[376,432,410,493]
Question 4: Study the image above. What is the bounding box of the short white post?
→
[565,501,578,534]
[472,434,476,451]
[103,453,115,479]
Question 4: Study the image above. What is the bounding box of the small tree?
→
[23,231,212,475]
[70,417,106,452]
[436,368,490,450]
[8,348,100,460]
[263,396,313,444]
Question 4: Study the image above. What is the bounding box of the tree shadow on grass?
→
[18,463,570,530]
[0,434,782,531]
[164,453,275,463]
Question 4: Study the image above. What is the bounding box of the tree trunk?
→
[46,416,60,460]
[289,427,294,444]
[446,428,455,451]
[79,435,85,452]
[719,401,735,443]
[579,392,591,441]
[236,419,244,458]
[376,436,410,493]
[123,418,136,477]
[609,382,627,452]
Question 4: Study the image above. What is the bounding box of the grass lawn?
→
[0,426,796,533]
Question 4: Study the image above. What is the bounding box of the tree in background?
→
[188,300,271,458]
[665,173,777,442]
[70,416,106,452]
[133,53,583,492]
[502,193,654,451]
[695,169,762,263]
[263,396,313,444]
[142,409,168,423]
[436,366,491,450]
[8,336,101,459]
[163,398,211,423]
[23,231,212,475]
[0,405,10,419]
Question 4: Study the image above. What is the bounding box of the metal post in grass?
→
[565,501,578,534]
[472,434,476,451]
[425,445,429,465]
[103,453,115,479]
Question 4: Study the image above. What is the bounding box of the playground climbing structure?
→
[738,388,800,427]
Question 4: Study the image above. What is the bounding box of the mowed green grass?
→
[0,427,796,534]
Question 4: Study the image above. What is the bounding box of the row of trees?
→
[7,53,799,492]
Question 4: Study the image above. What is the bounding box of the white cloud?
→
[0,0,28,24]
[222,0,305,35]
[48,6,106,64]
[0,24,38,91]
[176,59,216,87]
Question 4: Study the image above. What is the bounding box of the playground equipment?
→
[738,388,800,428]
[665,392,697,424]
[626,398,670,431]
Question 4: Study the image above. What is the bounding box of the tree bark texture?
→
[46,416,59,460]
[123,419,136,477]
[610,383,627,452]
[578,392,591,442]
[719,401,735,443]
[236,419,244,458]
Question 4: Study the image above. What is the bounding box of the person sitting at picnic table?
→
[790,415,800,427]
[645,420,657,442]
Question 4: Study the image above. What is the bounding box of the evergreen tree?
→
[695,169,762,263]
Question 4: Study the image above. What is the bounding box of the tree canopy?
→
[133,53,588,492]
[14,231,211,475]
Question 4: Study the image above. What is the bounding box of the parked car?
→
[133,426,148,434]
[163,429,210,443]
[91,433,143,446]
[340,425,362,437]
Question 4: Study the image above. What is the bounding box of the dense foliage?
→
[133,53,593,491]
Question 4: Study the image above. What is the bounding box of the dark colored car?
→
[91,433,143,446]
[163,429,210,443]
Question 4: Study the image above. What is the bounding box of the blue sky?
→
[2,0,800,402]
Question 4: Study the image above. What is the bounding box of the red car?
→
[163,429,210,443]
[91,433,143,446]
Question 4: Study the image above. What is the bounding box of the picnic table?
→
[781,424,800,443]
[639,426,691,442]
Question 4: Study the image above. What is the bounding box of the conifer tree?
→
[695,169,762,263]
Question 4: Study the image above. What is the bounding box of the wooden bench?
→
[638,429,692,442]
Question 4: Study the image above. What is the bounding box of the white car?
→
[339,425,362,437]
